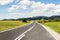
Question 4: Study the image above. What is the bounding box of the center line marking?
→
[14,23,35,40]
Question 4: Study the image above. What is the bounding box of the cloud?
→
[18,0,31,9]
[8,0,60,18]
[8,5,19,12]
[0,0,14,5]
[7,12,30,19]
[53,4,60,13]
[8,0,31,12]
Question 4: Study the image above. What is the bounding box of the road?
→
[0,22,55,40]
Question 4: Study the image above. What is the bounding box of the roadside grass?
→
[44,22,60,34]
[0,21,32,32]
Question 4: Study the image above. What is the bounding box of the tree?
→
[22,19,27,23]
[41,18,45,24]
[54,18,60,22]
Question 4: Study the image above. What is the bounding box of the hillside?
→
[2,15,60,21]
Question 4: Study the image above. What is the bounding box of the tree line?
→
[2,15,60,23]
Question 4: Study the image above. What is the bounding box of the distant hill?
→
[49,15,60,20]
[2,15,60,21]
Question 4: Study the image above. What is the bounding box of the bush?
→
[54,18,60,22]
[38,19,46,24]
[38,20,41,23]
[22,20,27,23]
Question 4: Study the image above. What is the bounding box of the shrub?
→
[22,19,27,23]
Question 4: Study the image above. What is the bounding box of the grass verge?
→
[44,22,60,34]
[0,21,32,32]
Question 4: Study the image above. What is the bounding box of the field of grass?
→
[44,22,60,34]
[0,21,32,32]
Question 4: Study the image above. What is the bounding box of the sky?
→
[0,0,60,19]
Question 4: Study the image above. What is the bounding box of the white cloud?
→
[8,5,19,12]
[18,0,31,9]
[8,0,31,12]
[31,1,44,9]
[8,0,60,18]
[0,13,25,20]
[8,12,30,19]
[53,4,60,13]
[0,0,14,5]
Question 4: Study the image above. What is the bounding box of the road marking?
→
[38,23,60,40]
[15,33,25,40]
[0,23,32,33]
[14,23,35,40]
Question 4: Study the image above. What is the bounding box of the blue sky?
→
[30,0,60,4]
[0,0,60,20]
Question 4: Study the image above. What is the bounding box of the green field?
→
[0,21,31,32]
[44,22,60,34]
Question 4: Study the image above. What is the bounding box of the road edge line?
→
[14,23,35,40]
[38,23,57,40]
[0,22,33,33]
[38,23,60,40]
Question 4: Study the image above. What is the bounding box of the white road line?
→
[15,33,25,40]
[14,23,35,40]
[0,23,32,33]
[39,23,60,40]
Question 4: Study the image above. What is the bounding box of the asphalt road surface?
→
[0,22,55,40]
